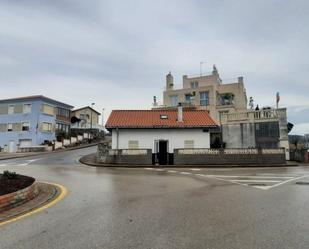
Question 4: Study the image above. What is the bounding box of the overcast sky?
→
[0,0,308,134]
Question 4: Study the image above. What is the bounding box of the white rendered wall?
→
[111,129,210,152]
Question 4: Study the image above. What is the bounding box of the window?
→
[80,114,85,119]
[185,94,192,103]
[190,81,198,89]
[23,104,32,114]
[200,91,209,106]
[7,123,13,132]
[128,140,139,149]
[8,105,14,114]
[218,93,234,106]
[42,104,55,116]
[184,140,194,148]
[170,95,179,107]
[42,122,52,132]
[57,107,70,117]
[22,122,30,131]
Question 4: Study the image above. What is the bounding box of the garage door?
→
[19,139,32,148]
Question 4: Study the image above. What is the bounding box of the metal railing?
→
[177,148,285,155]
[108,149,149,155]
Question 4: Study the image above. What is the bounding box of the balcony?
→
[220,108,286,125]
[71,123,104,130]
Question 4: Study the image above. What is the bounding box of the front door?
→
[157,140,168,165]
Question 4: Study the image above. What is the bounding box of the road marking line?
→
[266,175,309,190]
[205,175,294,179]
[167,170,177,173]
[154,169,165,171]
[230,179,281,183]
[180,172,192,175]
[144,168,155,170]
[196,174,207,177]
[189,169,201,171]
[0,182,68,226]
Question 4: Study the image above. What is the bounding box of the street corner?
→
[0,182,67,226]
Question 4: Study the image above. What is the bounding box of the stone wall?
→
[174,148,286,165]
[0,181,39,212]
[97,142,152,165]
[290,149,309,163]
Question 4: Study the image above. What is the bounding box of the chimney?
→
[166,71,174,90]
[153,96,158,107]
[177,103,183,122]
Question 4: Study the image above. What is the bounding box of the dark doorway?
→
[158,140,168,165]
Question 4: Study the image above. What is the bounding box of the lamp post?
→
[90,103,95,130]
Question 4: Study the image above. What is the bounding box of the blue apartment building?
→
[0,95,73,152]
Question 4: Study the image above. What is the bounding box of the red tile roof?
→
[106,110,217,129]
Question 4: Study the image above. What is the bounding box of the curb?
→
[0,182,67,225]
[0,143,98,161]
[79,153,299,168]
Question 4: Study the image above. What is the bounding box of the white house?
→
[105,105,218,165]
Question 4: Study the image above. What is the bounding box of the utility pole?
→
[90,103,95,142]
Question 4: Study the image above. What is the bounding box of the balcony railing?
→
[71,123,104,130]
[220,108,286,124]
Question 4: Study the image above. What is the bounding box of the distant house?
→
[105,105,218,165]
[71,106,103,132]
[0,95,73,152]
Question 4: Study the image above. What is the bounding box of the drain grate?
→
[295,182,309,185]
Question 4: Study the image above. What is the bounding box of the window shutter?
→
[184,140,194,149]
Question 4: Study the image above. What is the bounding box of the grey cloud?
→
[0,0,308,134]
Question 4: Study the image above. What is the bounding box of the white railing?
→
[178,149,220,155]
[221,109,286,124]
[177,148,285,155]
[71,123,104,130]
[109,149,149,155]
[261,148,285,154]
[223,148,258,154]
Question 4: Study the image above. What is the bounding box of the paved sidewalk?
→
[0,143,98,161]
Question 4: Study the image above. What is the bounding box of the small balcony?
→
[220,108,286,125]
[71,123,104,130]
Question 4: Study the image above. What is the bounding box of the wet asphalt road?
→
[1,147,309,249]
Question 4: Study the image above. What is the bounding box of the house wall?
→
[222,123,256,148]
[71,108,99,126]
[163,71,247,122]
[0,98,72,152]
[111,129,210,152]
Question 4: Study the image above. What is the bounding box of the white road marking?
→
[189,168,201,171]
[144,168,155,170]
[196,174,207,177]
[154,169,165,171]
[266,175,309,190]
[180,172,192,175]
[206,175,294,179]
[167,170,177,173]
[230,179,281,183]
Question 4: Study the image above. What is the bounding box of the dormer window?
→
[160,114,168,119]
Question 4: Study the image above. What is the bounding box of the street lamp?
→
[90,103,95,130]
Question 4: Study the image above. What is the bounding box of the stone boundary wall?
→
[290,149,309,163]
[97,146,152,165]
[174,149,286,165]
[0,181,39,212]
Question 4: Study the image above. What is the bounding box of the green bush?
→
[2,170,18,179]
